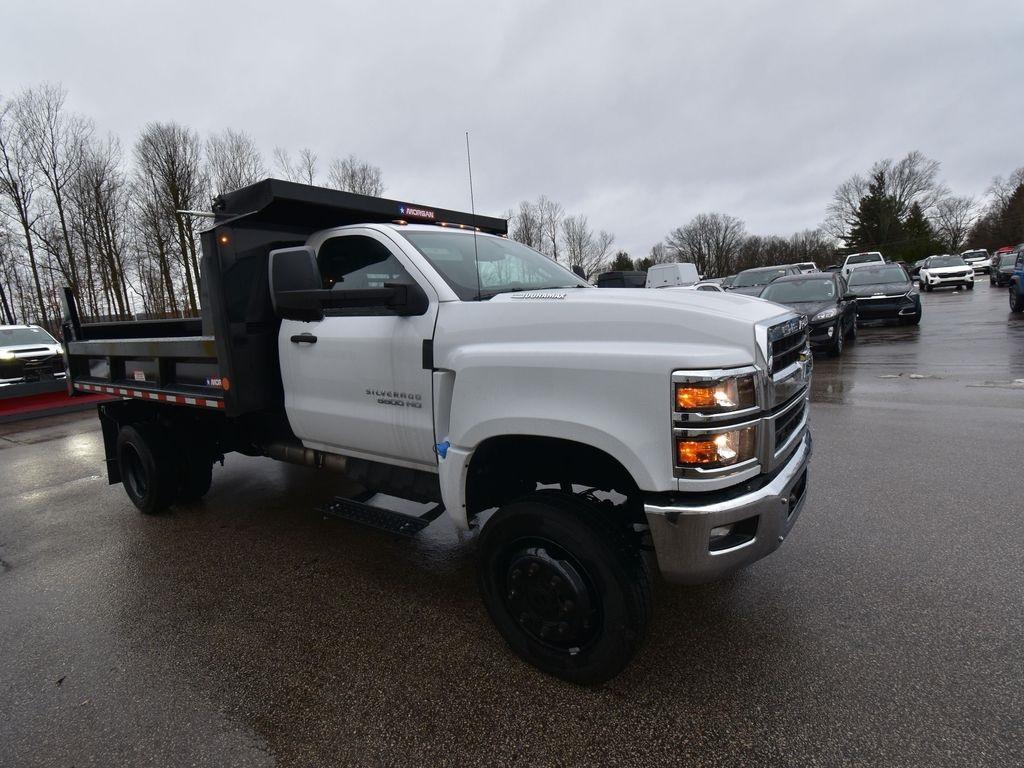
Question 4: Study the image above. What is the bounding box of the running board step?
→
[320,496,444,537]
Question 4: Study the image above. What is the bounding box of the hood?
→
[728,285,769,296]
[0,343,62,356]
[435,287,794,371]
[767,299,836,320]
[849,281,911,297]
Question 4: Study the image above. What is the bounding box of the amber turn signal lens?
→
[675,386,717,410]
[677,439,720,465]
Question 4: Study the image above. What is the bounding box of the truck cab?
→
[62,179,812,684]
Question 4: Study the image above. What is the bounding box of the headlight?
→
[907,288,919,298]
[675,374,756,413]
[676,427,756,469]
[0,351,15,361]
[812,307,839,322]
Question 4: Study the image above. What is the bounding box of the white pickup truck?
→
[61,180,812,684]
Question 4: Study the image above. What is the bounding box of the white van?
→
[645,262,700,288]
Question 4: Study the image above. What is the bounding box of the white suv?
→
[960,249,992,274]
[919,255,974,291]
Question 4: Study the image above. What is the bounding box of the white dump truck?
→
[62,179,812,684]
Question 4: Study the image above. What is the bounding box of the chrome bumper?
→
[644,431,811,585]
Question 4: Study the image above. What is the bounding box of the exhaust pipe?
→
[265,441,348,473]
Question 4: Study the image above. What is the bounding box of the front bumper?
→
[807,319,838,347]
[856,294,920,320]
[923,273,973,287]
[644,430,811,584]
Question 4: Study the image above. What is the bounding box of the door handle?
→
[290,333,318,344]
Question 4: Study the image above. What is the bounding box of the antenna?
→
[465,131,481,301]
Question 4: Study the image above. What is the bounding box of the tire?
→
[846,317,857,341]
[1011,286,1024,314]
[990,274,996,286]
[177,449,213,502]
[116,424,176,514]
[477,491,650,685]
[830,326,844,357]
[966,282,974,291]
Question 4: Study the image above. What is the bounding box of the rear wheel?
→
[477,492,650,685]
[116,424,175,514]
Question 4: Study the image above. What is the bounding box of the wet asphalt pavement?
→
[2,281,1022,767]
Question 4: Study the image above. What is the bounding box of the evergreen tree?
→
[610,251,634,271]
[895,202,941,262]
[847,170,903,251]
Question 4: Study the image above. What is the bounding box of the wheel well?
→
[465,435,640,522]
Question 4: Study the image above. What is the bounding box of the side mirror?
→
[269,246,324,322]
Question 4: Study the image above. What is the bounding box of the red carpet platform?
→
[0,380,113,423]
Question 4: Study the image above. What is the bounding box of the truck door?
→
[278,229,439,469]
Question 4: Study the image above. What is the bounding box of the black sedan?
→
[759,273,858,356]
[727,265,802,295]
[846,264,921,325]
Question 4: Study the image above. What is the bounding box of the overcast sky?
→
[2,0,1021,256]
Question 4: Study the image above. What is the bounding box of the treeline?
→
[0,83,384,329]
[823,150,1024,265]
[2,83,1021,327]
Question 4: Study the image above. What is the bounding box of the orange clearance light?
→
[677,439,719,465]
[217,233,230,246]
[675,385,717,410]
[221,377,230,391]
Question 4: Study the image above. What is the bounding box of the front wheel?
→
[1011,286,1024,313]
[477,492,650,685]
[830,326,844,357]
[966,282,974,291]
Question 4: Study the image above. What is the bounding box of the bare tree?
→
[0,97,49,325]
[560,214,614,279]
[273,146,317,184]
[986,167,1024,211]
[537,195,564,261]
[509,199,544,250]
[327,154,384,196]
[17,83,92,299]
[206,128,264,194]
[665,213,747,277]
[648,242,672,265]
[931,196,976,252]
[134,122,206,313]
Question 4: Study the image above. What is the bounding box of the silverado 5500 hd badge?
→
[367,389,423,408]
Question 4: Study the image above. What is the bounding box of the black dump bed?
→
[63,178,506,417]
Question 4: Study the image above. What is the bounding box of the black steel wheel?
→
[116,424,175,514]
[477,492,650,685]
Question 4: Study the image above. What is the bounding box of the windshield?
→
[0,326,57,346]
[927,255,966,268]
[398,230,587,300]
[962,251,987,259]
[848,265,908,286]
[760,279,836,303]
[733,268,789,288]
[847,253,882,265]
